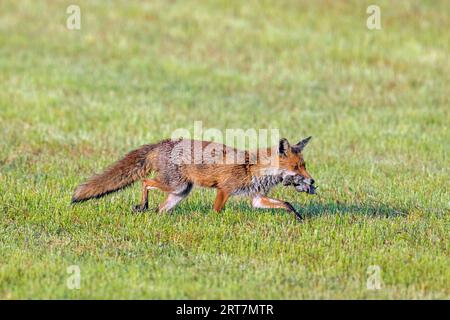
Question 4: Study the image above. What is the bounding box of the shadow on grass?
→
[167,198,408,219]
[297,201,408,218]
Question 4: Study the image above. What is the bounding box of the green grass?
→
[0,0,449,299]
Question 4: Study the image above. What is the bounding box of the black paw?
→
[132,205,148,213]
[292,209,304,222]
[284,202,303,221]
[293,210,304,222]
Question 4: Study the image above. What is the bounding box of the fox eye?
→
[293,165,299,170]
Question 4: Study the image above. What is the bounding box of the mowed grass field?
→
[0,0,449,299]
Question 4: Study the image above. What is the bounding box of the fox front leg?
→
[252,195,303,221]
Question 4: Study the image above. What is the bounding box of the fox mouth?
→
[283,175,316,195]
[295,183,315,194]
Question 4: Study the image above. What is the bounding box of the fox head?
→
[277,136,316,194]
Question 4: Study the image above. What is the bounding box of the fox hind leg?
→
[159,183,193,213]
[159,193,185,212]
[133,178,175,213]
[133,179,154,212]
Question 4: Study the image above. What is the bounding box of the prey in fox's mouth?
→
[283,175,316,195]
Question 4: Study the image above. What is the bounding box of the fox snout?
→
[306,181,316,194]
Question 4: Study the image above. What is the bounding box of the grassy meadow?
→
[0,0,449,299]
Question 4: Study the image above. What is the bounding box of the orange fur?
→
[72,137,314,220]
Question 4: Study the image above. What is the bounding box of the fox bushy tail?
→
[72,144,157,203]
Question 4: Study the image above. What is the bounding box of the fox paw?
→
[132,205,148,213]
[293,211,304,222]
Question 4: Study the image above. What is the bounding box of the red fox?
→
[72,137,315,221]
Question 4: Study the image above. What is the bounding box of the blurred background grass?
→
[0,0,448,299]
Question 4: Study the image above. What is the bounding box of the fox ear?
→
[279,138,290,156]
[293,136,312,153]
